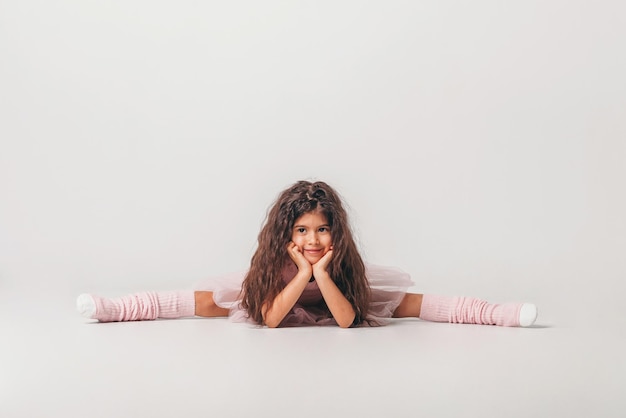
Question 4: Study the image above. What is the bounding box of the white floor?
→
[2,284,624,418]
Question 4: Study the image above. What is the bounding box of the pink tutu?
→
[193,263,414,327]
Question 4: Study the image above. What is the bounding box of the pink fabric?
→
[193,263,414,327]
[419,294,522,327]
[91,291,196,322]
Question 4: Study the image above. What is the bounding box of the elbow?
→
[337,314,357,329]
[265,320,280,328]
[262,313,281,328]
[261,306,280,328]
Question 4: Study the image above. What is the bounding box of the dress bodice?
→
[281,263,324,306]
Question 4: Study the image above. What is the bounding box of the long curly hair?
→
[240,180,371,326]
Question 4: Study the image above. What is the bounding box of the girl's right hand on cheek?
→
[287,241,313,276]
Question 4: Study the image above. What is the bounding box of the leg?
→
[77,290,224,322]
[392,292,537,327]
[393,293,423,318]
[194,291,230,317]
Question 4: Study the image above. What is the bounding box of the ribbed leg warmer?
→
[77,291,196,322]
[419,295,524,327]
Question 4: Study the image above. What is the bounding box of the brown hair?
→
[240,180,371,326]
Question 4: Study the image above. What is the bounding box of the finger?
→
[288,243,300,255]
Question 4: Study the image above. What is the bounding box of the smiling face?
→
[291,211,333,265]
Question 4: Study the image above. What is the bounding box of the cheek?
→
[291,236,304,248]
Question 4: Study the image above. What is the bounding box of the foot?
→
[76,294,97,318]
[518,303,538,327]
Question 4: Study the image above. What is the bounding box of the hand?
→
[312,246,333,278]
[287,241,313,278]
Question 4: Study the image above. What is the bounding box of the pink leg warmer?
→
[419,294,523,327]
[80,291,196,322]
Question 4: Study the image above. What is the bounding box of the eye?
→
[297,227,306,234]
[318,227,329,233]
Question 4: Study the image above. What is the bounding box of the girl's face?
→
[291,211,333,265]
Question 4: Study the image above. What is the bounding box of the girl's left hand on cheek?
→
[313,246,333,275]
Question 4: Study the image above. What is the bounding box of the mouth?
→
[304,249,323,256]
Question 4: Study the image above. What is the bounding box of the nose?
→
[308,232,320,245]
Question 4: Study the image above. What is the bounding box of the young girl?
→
[76,180,538,328]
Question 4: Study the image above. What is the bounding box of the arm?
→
[261,269,310,328]
[314,271,356,328]
[263,243,356,328]
[261,242,312,328]
[312,251,356,328]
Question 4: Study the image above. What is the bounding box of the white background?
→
[1,1,625,417]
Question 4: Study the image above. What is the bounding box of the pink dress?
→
[193,263,414,327]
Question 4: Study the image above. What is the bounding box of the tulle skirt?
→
[193,263,414,327]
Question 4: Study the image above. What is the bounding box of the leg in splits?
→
[194,291,230,318]
[392,292,537,327]
[77,290,229,322]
